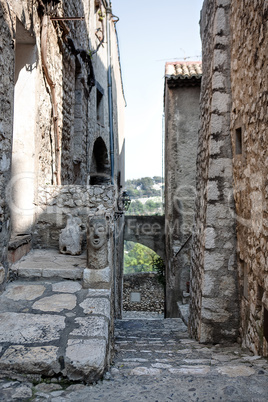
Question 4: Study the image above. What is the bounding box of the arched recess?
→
[124,215,165,260]
[123,241,165,314]
[124,241,163,274]
[90,137,111,185]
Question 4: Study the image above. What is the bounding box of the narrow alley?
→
[0,313,268,401]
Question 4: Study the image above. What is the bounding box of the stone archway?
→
[124,216,165,260]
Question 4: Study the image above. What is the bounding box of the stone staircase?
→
[0,249,112,383]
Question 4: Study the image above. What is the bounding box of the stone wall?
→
[230,0,268,356]
[189,0,239,343]
[123,273,164,313]
[0,1,15,289]
[0,0,125,291]
[34,184,115,249]
[164,79,201,318]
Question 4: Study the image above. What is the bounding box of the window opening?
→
[96,89,104,125]
[235,127,242,155]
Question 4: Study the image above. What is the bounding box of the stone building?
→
[164,62,202,317]
[0,0,125,302]
[189,0,268,356]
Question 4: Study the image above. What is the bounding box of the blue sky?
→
[111,0,204,180]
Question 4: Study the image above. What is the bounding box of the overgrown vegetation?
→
[124,241,165,287]
[151,254,165,287]
[124,241,156,274]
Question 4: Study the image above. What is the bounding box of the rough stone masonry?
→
[189,0,268,357]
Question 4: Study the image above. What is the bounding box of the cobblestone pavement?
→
[0,313,268,401]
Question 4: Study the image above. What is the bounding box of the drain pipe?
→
[41,14,61,185]
[106,1,119,319]
[106,4,114,185]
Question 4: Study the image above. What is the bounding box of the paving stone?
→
[35,383,63,392]
[168,366,211,375]
[32,294,77,312]
[241,355,262,362]
[123,358,149,362]
[216,365,256,377]
[64,339,107,382]
[79,297,110,318]
[0,312,268,401]
[0,313,65,343]
[0,345,60,375]
[65,384,86,391]
[70,316,108,339]
[183,358,212,364]
[12,385,33,399]
[4,284,46,301]
[52,281,82,293]
[129,367,161,376]
[151,362,173,368]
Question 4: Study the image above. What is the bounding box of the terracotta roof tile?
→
[165,61,202,80]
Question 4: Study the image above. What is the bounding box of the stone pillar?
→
[83,207,113,288]
[189,0,239,343]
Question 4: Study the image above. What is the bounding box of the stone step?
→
[0,279,112,383]
[10,249,86,280]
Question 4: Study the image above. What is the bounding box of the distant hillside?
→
[125,176,163,199]
[125,176,164,216]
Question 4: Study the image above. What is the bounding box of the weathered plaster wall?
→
[165,83,200,317]
[123,272,164,313]
[189,0,239,343]
[230,0,268,356]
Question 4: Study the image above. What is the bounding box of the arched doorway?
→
[123,241,165,316]
[90,137,111,185]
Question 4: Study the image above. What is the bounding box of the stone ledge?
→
[64,338,107,382]
[8,235,32,264]
[8,235,32,250]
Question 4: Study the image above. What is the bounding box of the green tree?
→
[126,200,145,215]
[124,242,157,274]
[151,255,165,287]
